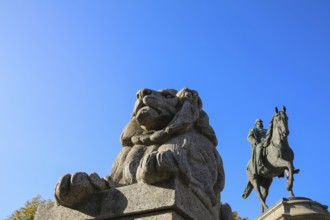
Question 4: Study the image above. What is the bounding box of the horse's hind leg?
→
[260,178,272,209]
[249,177,268,212]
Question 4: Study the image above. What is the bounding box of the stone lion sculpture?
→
[55,88,225,209]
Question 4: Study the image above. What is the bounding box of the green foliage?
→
[7,195,52,220]
[233,211,248,220]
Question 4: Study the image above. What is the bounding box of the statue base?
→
[35,180,227,220]
[257,197,330,220]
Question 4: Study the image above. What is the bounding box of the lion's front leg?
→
[136,150,174,184]
[136,143,191,185]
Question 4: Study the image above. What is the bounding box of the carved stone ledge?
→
[257,197,330,220]
[36,180,222,220]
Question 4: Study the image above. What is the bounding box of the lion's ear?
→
[166,101,199,134]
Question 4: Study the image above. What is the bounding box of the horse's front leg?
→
[273,158,294,193]
[284,169,295,197]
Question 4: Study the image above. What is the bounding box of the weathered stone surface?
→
[36,180,222,220]
[257,197,330,220]
[220,203,235,220]
[54,88,225,208]
[99,211,186,220]
[35,202,92,220]
[40,88,231,220]
[111,88,224,207]
[55,172,113,207]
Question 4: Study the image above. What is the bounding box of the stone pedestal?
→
[35,180,222,220]
[257,197,330,220]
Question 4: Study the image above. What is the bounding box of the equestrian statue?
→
[242,106,300,213]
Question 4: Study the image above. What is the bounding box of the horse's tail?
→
[242,181,253,199]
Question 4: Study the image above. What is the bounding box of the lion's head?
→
[133,88,179,131]
[120,88,217,147]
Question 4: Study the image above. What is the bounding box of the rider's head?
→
[255,118,264,129]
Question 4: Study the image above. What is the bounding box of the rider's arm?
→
[247,129,258,147]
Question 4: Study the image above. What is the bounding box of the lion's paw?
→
[55,172,112,207]
[137,150,178,184]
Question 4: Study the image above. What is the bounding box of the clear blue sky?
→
[1,1,330,219]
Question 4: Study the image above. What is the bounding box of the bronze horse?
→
[242,107,299,212]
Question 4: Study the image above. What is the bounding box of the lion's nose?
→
[137,88,152,99]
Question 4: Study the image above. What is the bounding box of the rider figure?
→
[248,118,267,173]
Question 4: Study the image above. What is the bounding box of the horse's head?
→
[273,106,289,139]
